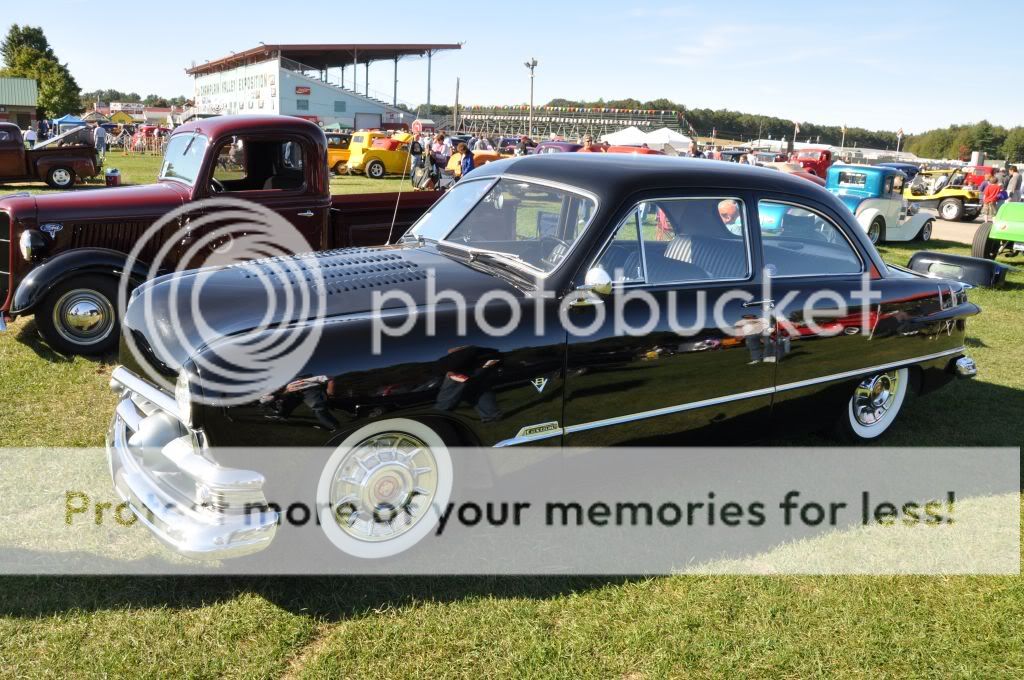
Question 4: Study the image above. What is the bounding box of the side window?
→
[883,176,894,195]
[758,201,862,277]
[595,198,750,285]
[0,131,10,142]
[211,137,306,192]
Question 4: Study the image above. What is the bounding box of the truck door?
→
[197,135,328,257]
[0,127,26,178]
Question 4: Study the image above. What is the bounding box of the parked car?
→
[533,141,583,154]
[325,132,353,173]
[0,115,439,354]
[972,201,1024,259]
[346,131,415,179]
[826,165,933,243]
[961,165,996,188]
[791,148,834,177]
[0,122,101,188]
[108,154,979,559]
[877,161,921,181]
[904,168,981,221]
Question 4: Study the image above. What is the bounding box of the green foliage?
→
[0,40,79,116]
[0,24,52,65]
[1001,128,1024,164]
[906,121,1013,160]
[79,90,188,111]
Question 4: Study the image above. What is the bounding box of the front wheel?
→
[35,275,119,355]
[315,418,454,558]
[836,368,909,440]
[366,160,386,179]
[46,166,75,189]
[939,198,964,221]
[971,222,1000,259]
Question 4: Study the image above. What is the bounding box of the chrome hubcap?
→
[52,169,71,185]
[852,371,900,427]
[868,223,880,243]
[329,432,438,542]
[942,203,957,219]
[53,289,114,344]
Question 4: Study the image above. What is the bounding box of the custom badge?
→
[531,377,548,393]
[40,223,63,237]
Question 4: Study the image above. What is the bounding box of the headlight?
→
[175,370,193,427]
[19,230,46,261]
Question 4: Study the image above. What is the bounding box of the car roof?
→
[172,114,324,140]
[830,163,902,177]
[471,153,840,205]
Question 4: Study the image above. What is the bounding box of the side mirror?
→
[583,266,613,296]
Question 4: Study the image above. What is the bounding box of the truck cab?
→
[0,115,439,355]
[791,148,833,177]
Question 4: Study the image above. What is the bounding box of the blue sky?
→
[18,0,1023,133]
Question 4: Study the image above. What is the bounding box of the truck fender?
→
[855,207,884,234]
[11,247,150,316]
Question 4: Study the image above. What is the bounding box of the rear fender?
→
[34,155,98,179]
[856,207,884,234]
[11,248,150,315]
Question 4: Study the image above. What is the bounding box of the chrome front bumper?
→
[106,367,277,560]
[953,356,978,378]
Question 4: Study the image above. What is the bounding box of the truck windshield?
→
[159,133,209,185]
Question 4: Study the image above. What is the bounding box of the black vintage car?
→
[107,154,980,559]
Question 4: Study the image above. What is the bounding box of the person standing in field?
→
[981,172,1002,221]
[1005,165,1022,202]
[93,124,107,160]
[24,125,36,148]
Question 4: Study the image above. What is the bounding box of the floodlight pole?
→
[524,58,538,137]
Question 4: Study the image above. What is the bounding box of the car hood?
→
[32,181,189,222]
[122,244,525,373]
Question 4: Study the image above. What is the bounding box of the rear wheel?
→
[836,368,909,440]
[366,160,386,179]
[867,216,884,244]
[46,166,75,189]
[972,222,1000,259]
[939,198,963,221]
[332,161,346,175]
[916,219,933,241]
[35,275,119,355]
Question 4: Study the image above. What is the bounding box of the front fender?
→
[11,248,150,315]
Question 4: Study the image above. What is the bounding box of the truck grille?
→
[0,212,10,310]
[72,221,158,259]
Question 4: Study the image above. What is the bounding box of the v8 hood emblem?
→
[531,377,548,393]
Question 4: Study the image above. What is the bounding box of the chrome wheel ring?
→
[52,289,115,345]
[868,220,881,244]
[51,168,72,186]
[941,202,958,220]
[852,371,900,427]
[328,432,439,543]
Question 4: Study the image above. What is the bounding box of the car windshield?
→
[159,133,208,185]
[411,177,598,275]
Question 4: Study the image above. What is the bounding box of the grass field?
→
[1,162,1023,677]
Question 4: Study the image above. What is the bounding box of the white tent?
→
[600,126,648,146]
[645,127,692,150]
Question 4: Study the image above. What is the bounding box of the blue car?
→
[826,164,933,243]
[877,161,921,181]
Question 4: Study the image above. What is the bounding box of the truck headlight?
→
[175,370,194,427]
[19,230,46,261]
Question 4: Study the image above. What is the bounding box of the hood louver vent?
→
[234,248,427,296]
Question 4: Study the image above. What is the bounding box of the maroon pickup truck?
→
[0,115,440,354]
[0,122,101,188]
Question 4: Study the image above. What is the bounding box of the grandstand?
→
[440,105,688,140]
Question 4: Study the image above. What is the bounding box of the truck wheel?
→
[867,216,884,244]
[916,220,933,241]
[46,166,75,189]
[35,275,119,355]
[366,160,386,179]
[315,418,454,558]
[332,162,346,175]
[835,369,909,441]
[971,223,1000,259]
[939,198,963,221]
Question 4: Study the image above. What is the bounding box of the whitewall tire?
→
[316,418,453,559]
[842,368,909,440]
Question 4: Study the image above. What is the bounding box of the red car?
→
[962,165,995,188]
[790,148,834,177]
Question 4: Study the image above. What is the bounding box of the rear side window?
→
[758,201,862,277]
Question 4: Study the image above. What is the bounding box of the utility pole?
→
[524,58,538,137]
[454,77,460,132]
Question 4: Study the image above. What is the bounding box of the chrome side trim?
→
[563,386,776,435]
[110,366,181,422]
[774,346,966,394]
[498,346,968,445]
[494,423,564,448]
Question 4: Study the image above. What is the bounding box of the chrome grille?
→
[0,211,10,309]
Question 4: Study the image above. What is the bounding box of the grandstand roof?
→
[187,44,461,76]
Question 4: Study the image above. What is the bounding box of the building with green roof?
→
[0,77,39,129]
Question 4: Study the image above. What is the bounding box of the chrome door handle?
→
[743,299,775,309]
[296,210,314,217]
